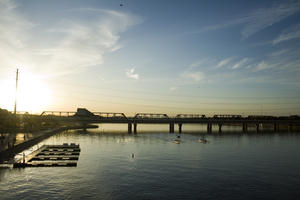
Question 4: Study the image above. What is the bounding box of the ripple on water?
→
[1,132,300,200]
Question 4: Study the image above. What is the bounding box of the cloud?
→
[217,57,232,68]
[268,49,291,57]
[190,1,300,38]
[0,0,141,77]
[273,23,300,44]
[181,52,300,86]
[232,58,248,69]
[191,17,245,34]
[126,68,139,80]
[189,59,210,68]
[181,71,205,82]
[255,61,272,71]
[254,53,300,72]
[241,1,300,38]
[169,86,177,91]
[0,0,35,74]
[37,10,140,76]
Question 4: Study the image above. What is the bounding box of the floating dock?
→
[13,143,80,168]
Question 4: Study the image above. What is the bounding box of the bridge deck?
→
[56,117,300,125]
[39,110,300,133]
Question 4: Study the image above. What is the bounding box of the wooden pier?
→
[13,143,80,168]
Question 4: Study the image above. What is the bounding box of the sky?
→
[0,0,300,116]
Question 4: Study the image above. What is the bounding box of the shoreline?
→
[0,125,98,163]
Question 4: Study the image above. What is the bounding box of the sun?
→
[0,71,52,114]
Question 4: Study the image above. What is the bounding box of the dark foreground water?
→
[1,126,300,200]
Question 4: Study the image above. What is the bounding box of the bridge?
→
[39,108,300,133]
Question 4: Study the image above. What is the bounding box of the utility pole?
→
[14,68,19,115]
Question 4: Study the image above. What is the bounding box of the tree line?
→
[0,108,61,133]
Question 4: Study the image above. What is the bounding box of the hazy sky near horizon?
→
[0,0,300,115]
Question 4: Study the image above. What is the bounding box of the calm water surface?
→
[1,125,300,200]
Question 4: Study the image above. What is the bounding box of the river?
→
[0,124,300,200]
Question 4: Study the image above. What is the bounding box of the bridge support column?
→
[243,123,248,132]
[82,123,87,132]
[128,123,132,134]
[288,125,293,132]
[207,123,212,133]
[274,123,278,132]
[134,123,137,134]
[218,124,222,133]
[169,123,174,133]
[178,123,182,133]
[256,124,259,132]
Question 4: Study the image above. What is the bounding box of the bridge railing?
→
[247,115,278,120]
[134,113,169,119]
[213,114,242,119]
[41,111,76,117]
[93,112,127,119]
[175,114,206,118]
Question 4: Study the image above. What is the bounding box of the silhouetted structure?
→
[40,109,300,134]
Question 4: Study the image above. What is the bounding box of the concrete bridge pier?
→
[178,123,182,133]
[169,123,174,133]
[82,123,87,132]
[207,123,212,133]
[274,123,279,132]
[128,123,132,134]
[288,124,293,132]
[256,124,260,132]
[218,124,222,133]
[134,123,137,134]
[243,123,248,132]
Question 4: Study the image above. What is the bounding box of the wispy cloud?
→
[169,86,177,91]
[273,23,300,44]
[216,57,232,68]
[241,1,300,38]
[268,49,291,57]
[232,58,248,69]
[180,51,300,86]
[191,17,245,34]
[255,61,273,71]
[126,68,139,80]
[0,0,35,75]
[181,71,205,82]
[190,1,300,38]
[188,59,211,69]
[0,0,141,77]
[254,49,300,72]
[37,10,140,76]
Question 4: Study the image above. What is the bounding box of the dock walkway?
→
[13,144,80,167]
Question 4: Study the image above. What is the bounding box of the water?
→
[1,125,300,200]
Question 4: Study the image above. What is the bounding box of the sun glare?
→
[0,71,51,114]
